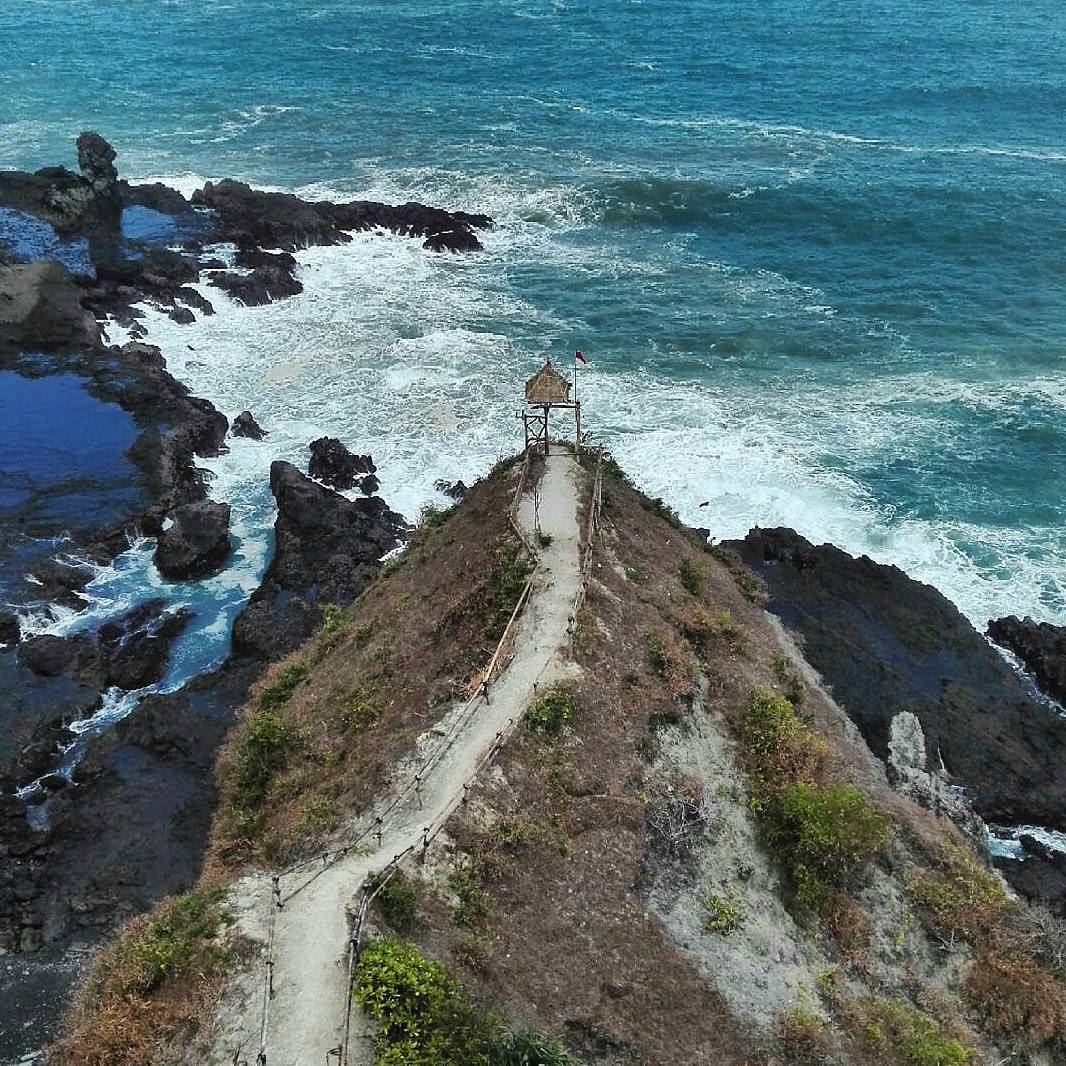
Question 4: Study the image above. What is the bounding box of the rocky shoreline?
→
[0,134,484,1057]
[723,527,1066,908]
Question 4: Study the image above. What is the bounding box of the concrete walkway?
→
[218,452,584,1066]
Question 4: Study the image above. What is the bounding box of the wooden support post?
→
[543,404,550,456]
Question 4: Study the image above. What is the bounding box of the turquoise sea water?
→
[2,0,1065,632]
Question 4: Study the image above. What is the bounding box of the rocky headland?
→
[0,133,488,1058]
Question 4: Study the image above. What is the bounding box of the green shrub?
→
[703,890,745,936]
[321,603,346,634]
[678,557,704,595]
[354,937,491,1066]
[115,886,230,995]
[772,654,805,705]
[644,631,670,676]
[483,534,534,641]
[761,781,890,909]
[847,997,973,1065]
[231,707,295,811]
[342,680,381,730]
[526,685,575,738]
[376,876,418,932]
[493,1028,583,1066]
[742,689,830,801]
[258,661,309,710]
[355,937,583,1066]
[449,861,491,928]
[537,530,554,548]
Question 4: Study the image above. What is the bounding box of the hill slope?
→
[50,452,1066,1066]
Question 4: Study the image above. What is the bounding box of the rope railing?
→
[253,451,544,1064]
[252,445,608,1066]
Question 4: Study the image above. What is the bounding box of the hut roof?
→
[524,359,571,405]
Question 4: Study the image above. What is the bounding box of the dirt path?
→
[216,452,584,1066]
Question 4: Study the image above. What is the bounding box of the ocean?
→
[2,0,1065,683]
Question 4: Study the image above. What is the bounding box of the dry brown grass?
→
[206,460,529,872]
[48,885,236,1066]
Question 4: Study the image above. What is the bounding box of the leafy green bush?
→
[258,661,309,710]
[761,782,890,909]
[526,684,575,737]
[742,689,830,801]
[449,860,491,928]
[116,886,230,995]
[354,937,491,1066]
[493,1028,583,1066]
[847,997,973,1065]
[321,603,347,634]
[342,680,381,730]
[355,937,583,1066]
[231,707,295,811]
[678,557,704,595]
[376,876,418,932]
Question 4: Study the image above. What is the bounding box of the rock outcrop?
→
[988,615,1066,705]
[17,600,192,693]
[307,436,375,490]
[724,527,1066,833]
[0,260,101,351]
[0,612,20,646]
[154,500,232,580]
[231,410,267,440]
[231,461,405,660]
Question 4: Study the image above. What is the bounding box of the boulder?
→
[18,635,83,678]
[434,479,469,500]
[0,260,100,351]
[0,612,19,646]
[307,437,375,490]
[154,500,232,580]
[231,410,267,440]
[75,132,119,199]
[95,599,194,690]
[987,615,1066,705]
[231,461,404,661]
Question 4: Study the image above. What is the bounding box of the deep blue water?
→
[1,0,1064,633]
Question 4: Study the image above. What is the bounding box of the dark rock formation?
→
[231,461,405,660]
[0,612,19,646]
[0,260,101,351]
[307,436,375,490]
[75,132,119,201]
[435,478,469,500]
[995,836,1066,918]
[988,615,1066,706]
[192,178,492,255]
[232,410,267,440]
[154,500,232,580]
[209,248,303,306]
[16,600,192,692]
[724,528,1066,834]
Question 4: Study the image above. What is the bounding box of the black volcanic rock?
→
[988,615,1066,706]
[724,527,1066,834]
[232,410,267,440]
[434,478,469,500]
[96,600,193,690]
[231,461,405,660]
[995,836,1066,918]
[0,612,19,646]
[75,131,119,201]
[16,600,191,691]
[307,437,375,490]
[154,500,231,580]
[192,178,492,256]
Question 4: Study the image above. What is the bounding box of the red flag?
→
[575,350,588,364]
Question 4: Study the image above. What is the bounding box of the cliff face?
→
[50,456,1066,1066]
